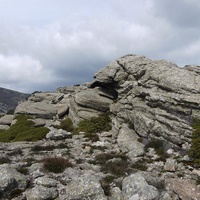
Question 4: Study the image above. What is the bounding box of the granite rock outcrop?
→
[0,54,199,199]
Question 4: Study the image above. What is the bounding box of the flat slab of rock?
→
[0,114,14,125]
[15,101,57,119]
[75,89,113,112]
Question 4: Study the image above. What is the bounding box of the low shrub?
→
[84,132,100,142]
[0,114,49,142]
[145,138,169,161]
[93,152,131,176]
[73,113,111,135]
[42,157,72,173]
[55,118,74,132]
[0,157,11,164]
[32,143,68,152]
[189,118,200,161]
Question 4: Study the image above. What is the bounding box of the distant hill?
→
[0,87,29,114]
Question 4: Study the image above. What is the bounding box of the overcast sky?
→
[0,0,200,93]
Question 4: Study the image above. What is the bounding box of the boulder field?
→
[0,54,200,199]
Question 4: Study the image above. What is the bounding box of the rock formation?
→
[0,54,200,199]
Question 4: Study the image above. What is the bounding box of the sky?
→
[0,0,200,93]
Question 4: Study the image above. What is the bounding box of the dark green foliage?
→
[189,118,200,164]
[73,113,111,135]
[56,118,74,132]
[0,157,11,164]
[0,114,49,142]
[42,157,72,173]
[93,152,131,176]
[131,161,148,171]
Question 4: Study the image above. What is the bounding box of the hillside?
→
[0,54,200,199]
[0,87,29,114]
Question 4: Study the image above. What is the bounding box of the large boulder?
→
[0,165,28,198]
[59,169,107,200]
[75,88,113,112]
[15,101,57,119]
[94,54,200,147]
[0,114,14,125]
[122,173,159,200]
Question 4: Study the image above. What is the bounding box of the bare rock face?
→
[122,173,159,200]
[93,54,200,148]
[0,165,28,198]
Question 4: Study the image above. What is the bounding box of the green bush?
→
[188,118,200,163]
[0,114,49,142]
[56,118,74,132]
[93,152,131,176]
[73,113,111,135]
[42,157,72,173]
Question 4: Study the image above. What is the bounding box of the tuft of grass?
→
[42,157,72,173]
[73,113,111,135]
[0,114,49,142]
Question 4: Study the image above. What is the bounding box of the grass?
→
[0,114,49,142]
[72,113,111,135]
[42,157,73,173]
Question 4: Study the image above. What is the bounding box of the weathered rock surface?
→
[0,54,200,199]
[0,114,14,125]
[122,173,159,200]
[95,54,200,148]
[15,101,57,119]
[0,165,28,198]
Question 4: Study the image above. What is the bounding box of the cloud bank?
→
[0,0,200,92]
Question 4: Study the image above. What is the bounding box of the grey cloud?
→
[152,0,200,28]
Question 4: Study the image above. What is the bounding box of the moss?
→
[0,114,49,142]
[73,113,111,135]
